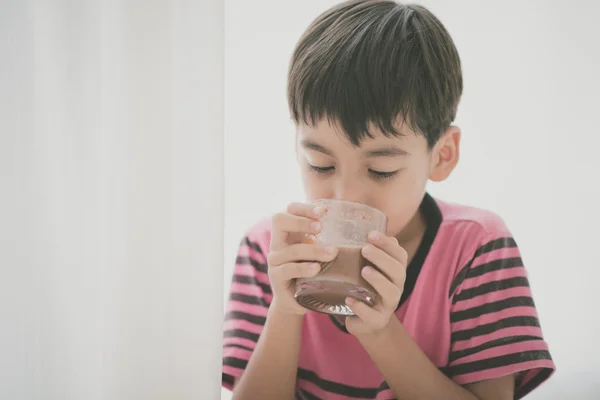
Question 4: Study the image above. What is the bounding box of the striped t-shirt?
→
[222,194,555,399]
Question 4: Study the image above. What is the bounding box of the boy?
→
[222,1,555,399]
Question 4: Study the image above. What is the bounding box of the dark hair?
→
[287,0,463,148]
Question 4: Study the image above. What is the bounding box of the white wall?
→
[223,1,600,398]
[1,1,223,399]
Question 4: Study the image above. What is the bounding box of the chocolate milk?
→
[295,245,377,314]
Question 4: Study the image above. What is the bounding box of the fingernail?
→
[345,297,355,305]
[310,221,321,232]
[313,206,325,217]
[368,231,380,241]
[303,235,317,245]
[362,266,373,275]
[362,245,373,255]
[311,263,321,271]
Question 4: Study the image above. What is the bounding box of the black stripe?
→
[298,389,322,400]
[328,315,348,334]
[468,257,523,279]
[223,356,248,370]
[453,276,530,304]
[451,296,535,322]
[232,274,272,295]
[225,310,267,326]
[242,236,264,254]
[447,350,552,377]
[451,316,540,342]
[224,329,260,343]
[517,367,553,399]
[449,237,517,297]
[297,368,378,398]
[477,237,517,256]
[378,380,390,392]
[229,292,269,307]
[236,255,268,274]
[439,366,451,377]
[222,372,234,387]
[223,343,254,352]
[449,335,543,363]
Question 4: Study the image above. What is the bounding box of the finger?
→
[267,243,338,267]
[344,297,382,325]
[367,231,408,265]
[286,202,328,219]
[269,262,321,281]
[361,244,405,287]
[272,212,323,237]
[361,266,403,310]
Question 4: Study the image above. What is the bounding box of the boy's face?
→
[296,119,460,239]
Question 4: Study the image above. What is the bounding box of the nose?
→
[333,175,366,205]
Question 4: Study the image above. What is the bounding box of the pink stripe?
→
[451,306,539,332]
[297,381,394,400]
[459,267,528,291]
[452,338,549,365]
[297,380,365,400]
[452,287,533,312]
[239,245,267,263]
[223,336,258,349]
[451,360,555,386]
[452,325,544,352]
[223,365,244,380]
[223,345,253,360]
[518,368,541,389]
[224,319,263,334]
[226,301,269,317]
[481,230,512,241]
[230,282,266,297]
[472,246,521,265]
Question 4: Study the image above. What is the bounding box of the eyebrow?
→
[300,139,334,156]
[300,139,409,158]
[365,147,410,158]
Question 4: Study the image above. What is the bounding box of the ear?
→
[429,126,461,182]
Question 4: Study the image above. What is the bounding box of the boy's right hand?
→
[267,202,339,316]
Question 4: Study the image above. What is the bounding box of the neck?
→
[395,207,427,264]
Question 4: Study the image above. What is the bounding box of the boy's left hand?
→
[344,231,407,337]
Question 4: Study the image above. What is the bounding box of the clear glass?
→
[294,199,388,316]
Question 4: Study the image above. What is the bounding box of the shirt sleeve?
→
[447,234,556,399]
[222,231,272,390]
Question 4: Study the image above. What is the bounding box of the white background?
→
[1,0,223,399]
[223,1,600,399]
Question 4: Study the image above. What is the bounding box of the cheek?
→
[384,206,418,237]
[300,171,331,201]
[377,172,428,236]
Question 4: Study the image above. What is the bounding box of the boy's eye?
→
[369,169,399,180]
[308,164,399,181]
[308,164,335,174]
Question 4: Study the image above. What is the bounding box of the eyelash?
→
[307,164,399,181]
